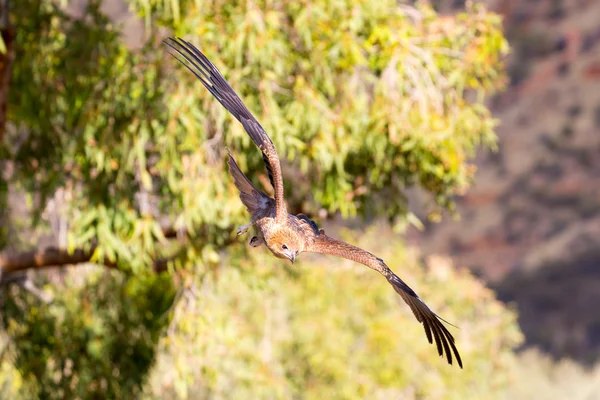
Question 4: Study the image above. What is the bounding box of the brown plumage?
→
[164,37,463,368]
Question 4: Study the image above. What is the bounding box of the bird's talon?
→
[249,236,263,247]
[237,223,252,236]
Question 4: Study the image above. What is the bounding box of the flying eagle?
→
[164,37,462,368]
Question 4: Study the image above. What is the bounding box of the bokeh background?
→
[1,0,599,398]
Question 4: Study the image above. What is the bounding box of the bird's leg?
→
[237,222,253,236]
[249,236,263,248]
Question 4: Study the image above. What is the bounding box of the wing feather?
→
[164,37,287,220]
[307,233,463,368]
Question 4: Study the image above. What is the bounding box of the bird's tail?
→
[227,151,271,215]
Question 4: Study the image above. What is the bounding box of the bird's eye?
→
[281,244,288,250]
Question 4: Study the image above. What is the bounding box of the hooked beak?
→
[290,252,297,264]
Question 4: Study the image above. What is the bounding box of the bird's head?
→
[267,228,303,264]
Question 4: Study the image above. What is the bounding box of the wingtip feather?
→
[386,271,462,368]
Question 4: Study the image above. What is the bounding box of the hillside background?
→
[414,0,600,366]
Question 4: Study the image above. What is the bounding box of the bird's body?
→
[165,37,463,368]
[227,152,311,261]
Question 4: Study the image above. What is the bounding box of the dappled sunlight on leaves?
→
[0,270,176,399]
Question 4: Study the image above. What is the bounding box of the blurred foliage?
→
[0,271,176,398]
[6,0,508,271]
[145,228,524,399]
[0,0,527,397]
[502,349,600,400]
[9,0,178,270]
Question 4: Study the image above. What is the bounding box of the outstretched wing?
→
[164,37,287,221]
[306,233,463,368]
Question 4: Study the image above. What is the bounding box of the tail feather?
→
[227,152,271,214]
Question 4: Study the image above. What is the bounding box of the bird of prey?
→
[164,37,462,368]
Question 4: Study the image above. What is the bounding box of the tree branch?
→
[0,245,177,275]
[0,225,182,276]
[0,247,100,274]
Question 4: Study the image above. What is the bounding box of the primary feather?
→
[164,37,287,221]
